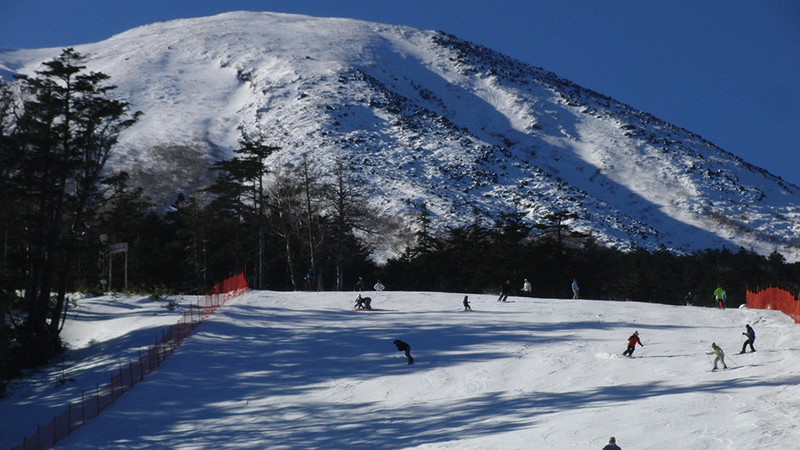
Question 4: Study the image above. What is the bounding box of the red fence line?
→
[13,273,249,450]
[746,286,800,324]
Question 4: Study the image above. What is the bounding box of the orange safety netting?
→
[746,286,800,324]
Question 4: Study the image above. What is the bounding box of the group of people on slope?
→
[354,277,385,292]
[497,278,581,301]
[620,324,755,370]
[497,279,532,301]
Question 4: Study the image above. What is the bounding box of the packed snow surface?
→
[3,290,799,449]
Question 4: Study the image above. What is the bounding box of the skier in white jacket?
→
[707,342,727,370]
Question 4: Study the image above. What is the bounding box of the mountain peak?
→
[3,11,799,261]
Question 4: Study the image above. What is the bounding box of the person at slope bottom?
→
[602,436,622,450]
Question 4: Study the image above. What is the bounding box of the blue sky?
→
[2,1,799,186]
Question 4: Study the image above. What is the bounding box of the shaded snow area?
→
[3,290,800,449]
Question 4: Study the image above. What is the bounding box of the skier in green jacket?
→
[713,286,727,309]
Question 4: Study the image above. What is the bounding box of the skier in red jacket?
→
[621,331,643,357]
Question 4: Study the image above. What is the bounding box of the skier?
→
[497,280,512,302]
[374,280,385,292]
[463,295,472,311]
[571,279,580,299]
[713,286,727,309]
[740,324,756,353]
[393,340,414,364]
[684,291,693,306]
[354,294,372,310]
[355,276,365,291]
[707,342,727,370]
[602,436,621,450]
[521,278,532,297]
[621,331,643,357]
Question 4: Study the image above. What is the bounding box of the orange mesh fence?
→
[746,286,800,324]
[14,273,249,450]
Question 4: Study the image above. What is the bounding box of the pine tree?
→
[10,48,139,365]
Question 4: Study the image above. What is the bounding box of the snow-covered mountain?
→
[2,11,800,260]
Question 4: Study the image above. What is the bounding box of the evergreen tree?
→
[9,48,139,365]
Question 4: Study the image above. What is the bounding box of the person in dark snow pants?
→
[355,295,372,310]
[393,340,414,364]
[740,324,756,353]
[497,280,511,302]
[621,331,643,357]
[463,295,472,311]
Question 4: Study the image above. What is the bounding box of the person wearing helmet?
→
[602,436,621,450]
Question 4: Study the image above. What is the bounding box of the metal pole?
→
[124,249,128,290]
[108,250,113,290]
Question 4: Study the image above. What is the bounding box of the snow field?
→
[3,290,799,449]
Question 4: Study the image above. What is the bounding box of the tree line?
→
[3,49,800,395]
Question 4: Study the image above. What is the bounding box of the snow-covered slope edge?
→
[2,11,799,260]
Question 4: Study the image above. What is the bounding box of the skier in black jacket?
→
[498,280,511,302]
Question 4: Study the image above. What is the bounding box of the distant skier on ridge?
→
[713,286,727,309]
[498,280,512,302]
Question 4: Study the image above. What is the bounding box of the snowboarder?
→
[355,294,372,310]
[497,280,512,302]
[740,324,756,353]
[521,278,532,297]
[708,342,727,370]
[621,331,643,357]
[572,279,580,299]
[393,340,414,364]
[713,286,727,309]
[374,280,385,292]
[463,295,472,311]
[602,436,621,450]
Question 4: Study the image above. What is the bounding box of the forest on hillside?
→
[3,49,800,395]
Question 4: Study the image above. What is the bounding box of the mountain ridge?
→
[2,11,799,260]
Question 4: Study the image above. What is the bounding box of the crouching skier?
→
[393,340,414,364]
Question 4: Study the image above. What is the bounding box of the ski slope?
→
[3,290,800,449]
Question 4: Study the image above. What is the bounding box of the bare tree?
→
[326,158,376,290]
